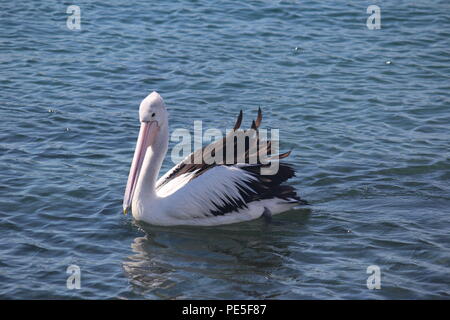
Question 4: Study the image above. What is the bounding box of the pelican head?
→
[123,91,168,215]
[139,91,168,126]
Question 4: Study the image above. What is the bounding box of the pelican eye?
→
[151,112,156,117]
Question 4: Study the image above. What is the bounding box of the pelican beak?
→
[123,121,159,215]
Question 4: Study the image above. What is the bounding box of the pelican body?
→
[123,92,307,226]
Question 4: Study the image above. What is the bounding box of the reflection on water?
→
[123,209,312,299]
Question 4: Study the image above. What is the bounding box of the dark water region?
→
[0,1,449,299]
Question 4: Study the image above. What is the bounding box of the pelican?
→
[123,91,307,226]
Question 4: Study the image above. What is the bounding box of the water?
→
[0,0,449,299]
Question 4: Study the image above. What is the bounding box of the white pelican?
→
[123,92,308,226]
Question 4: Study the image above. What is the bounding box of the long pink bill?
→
[123,121,159,214]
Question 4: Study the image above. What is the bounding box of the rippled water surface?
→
[1,1,449,299]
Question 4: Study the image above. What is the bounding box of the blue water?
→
[1,0,449,299]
